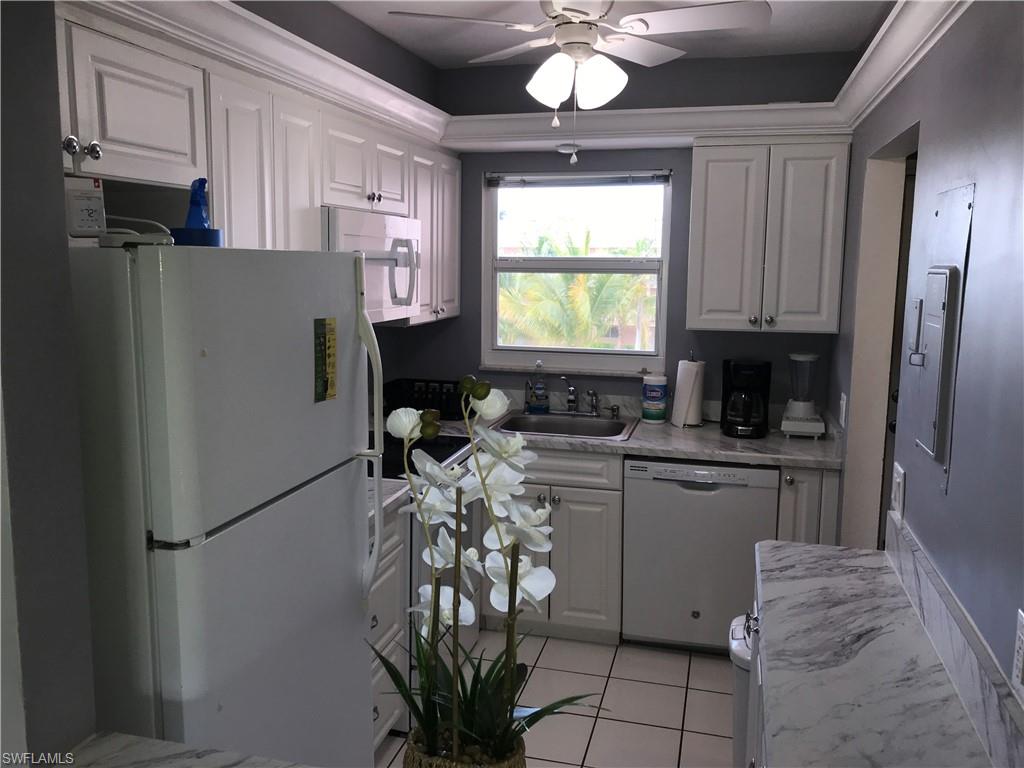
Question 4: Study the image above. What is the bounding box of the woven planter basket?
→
[402,734,526,768]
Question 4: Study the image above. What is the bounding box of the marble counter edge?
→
[72,732,305,768]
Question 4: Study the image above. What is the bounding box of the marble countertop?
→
[755,540,989,767]
[367,477,409,517]
[73,732,305,767]
[440,417,843,470]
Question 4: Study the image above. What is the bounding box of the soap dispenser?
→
[528,360,550,414]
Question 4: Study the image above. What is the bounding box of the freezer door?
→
[135,246,367,541]
[153,460,372,767]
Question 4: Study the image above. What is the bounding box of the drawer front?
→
[368,546,405,650]
[529,449,623,491]
[372,638,407,745]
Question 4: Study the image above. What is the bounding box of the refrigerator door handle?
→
[355,255,385,598]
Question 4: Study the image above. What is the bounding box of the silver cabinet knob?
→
[375,192,383,203]
[765,315,776,326]
[536,493,547,504]
[372,705,380,722]
[748,315,759,326]
[62,135,81,157]
[438,306,447,314]
[83,141,103,160]
[369,614,379,629]
[551,495,561,506]
[784,475,795,486]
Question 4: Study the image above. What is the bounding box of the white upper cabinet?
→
[272,93,321,250]
[208,73,273,249]
[407,151,461,325]
[762,143,849,332]
[68,25,207,187]
[686,145,769,331]
[687,139,849,333]
[437,156,461,319]
[321,111,409,215]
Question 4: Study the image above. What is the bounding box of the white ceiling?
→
[335,1,893,69]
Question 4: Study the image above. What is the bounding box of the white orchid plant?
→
[371,376,591,764]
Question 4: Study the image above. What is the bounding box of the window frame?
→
[480,173,672,376]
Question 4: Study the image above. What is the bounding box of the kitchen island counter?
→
[72,732,306,768]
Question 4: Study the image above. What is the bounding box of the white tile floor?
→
[375,632,735,768]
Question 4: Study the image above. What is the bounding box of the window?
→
[481,172,671,375]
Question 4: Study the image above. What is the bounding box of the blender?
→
[782,353,826,438]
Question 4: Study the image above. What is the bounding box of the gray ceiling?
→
[334,1,894,69]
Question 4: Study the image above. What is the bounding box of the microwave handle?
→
[355,255,384,598]
[387,238,418,306]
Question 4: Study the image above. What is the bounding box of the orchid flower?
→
[470,389,510,420]
[410,584,475,636]
[464,460,525,503]
[485,551,555,613]
[474,425,537,473]
[421,527,484,588]
[483,499,553,553]
[402,486,466,531]
[386,407,421,440]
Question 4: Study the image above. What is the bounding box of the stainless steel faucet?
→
[560,376,577,413]
[586,389,600,416]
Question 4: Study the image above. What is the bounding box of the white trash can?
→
[729,614,752,768]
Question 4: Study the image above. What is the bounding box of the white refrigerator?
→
[70,244,386,766]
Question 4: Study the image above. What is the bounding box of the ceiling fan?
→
[390,1,772,108]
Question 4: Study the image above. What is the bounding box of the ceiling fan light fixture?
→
[526,52,576,109]
[574,54,627,109]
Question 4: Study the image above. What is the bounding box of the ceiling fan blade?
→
[468,36,556,64]
[595,34,686,67]
[387,11,548,33]
[618,1,772,36]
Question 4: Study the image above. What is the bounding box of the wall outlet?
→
[1012,609,1024,705]
[891,462,906,523]
[839,392,848,429]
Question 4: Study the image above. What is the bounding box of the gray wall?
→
[1,1,96,750]
[436,51,860,115]
[377,149,833,407]
[237,0,438,104]
[829,2,1023,675]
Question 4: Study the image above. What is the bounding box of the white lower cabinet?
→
[549,486,622,632]
[776,467,840,545]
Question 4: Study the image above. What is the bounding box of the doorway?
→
[839,125,920,549]
[878,154,916,547]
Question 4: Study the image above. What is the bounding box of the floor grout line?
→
[677,652,693,768]
[579,644,618,767]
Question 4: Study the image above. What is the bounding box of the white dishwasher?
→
[623,459,778,648]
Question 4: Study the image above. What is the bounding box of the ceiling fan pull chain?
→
[569,88,578,165]
[551,108,560,129]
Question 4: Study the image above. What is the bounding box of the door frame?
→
[840,126,919,548]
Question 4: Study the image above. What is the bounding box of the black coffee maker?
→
[721,360,771,438]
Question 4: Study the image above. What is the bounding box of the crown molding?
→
[55,0,449,145]
[441,0,972,152]
[56,0,970,153]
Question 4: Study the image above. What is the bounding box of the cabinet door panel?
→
[208,74,272,249]
[686,145,769,330]
[70,25,206,186]
[322,114,370,209]
[482,484,550,622]
[762,143,848,333]
[273,95,321,250]
[437,157,461,318]
[408,153,437,321]
[372,140,410,215]
[777,468,822,544]
[549,487,621,631]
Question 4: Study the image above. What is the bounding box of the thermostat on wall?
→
[65,176,106,237]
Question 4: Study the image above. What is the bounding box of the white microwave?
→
[322,207,421,323]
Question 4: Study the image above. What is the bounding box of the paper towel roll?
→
[670,360,705,427]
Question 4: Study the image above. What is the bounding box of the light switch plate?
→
[891,463,906,524]
[1012,609,1024,705]
[839,393,847,429]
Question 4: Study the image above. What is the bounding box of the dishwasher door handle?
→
[651,477,729,492]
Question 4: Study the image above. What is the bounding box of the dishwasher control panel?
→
[624,459,779,489]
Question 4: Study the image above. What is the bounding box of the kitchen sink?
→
[495,413,639,441]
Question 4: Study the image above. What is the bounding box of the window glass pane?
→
[497,272,658,352]
[496,185,664,258]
